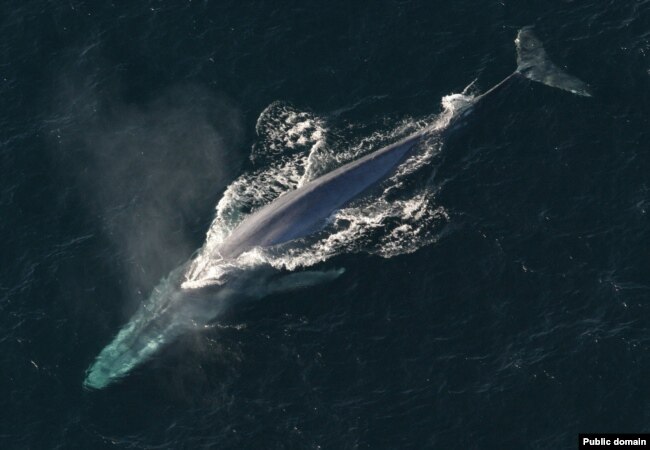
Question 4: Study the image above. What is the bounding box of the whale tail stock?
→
[515,26,591,97]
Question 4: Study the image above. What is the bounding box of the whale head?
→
[83,266,223,390]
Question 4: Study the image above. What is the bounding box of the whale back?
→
[218,133,423,258]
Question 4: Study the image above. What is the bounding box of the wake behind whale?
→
[84,28,591,389]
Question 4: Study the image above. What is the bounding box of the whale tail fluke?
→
[515,26,591,97]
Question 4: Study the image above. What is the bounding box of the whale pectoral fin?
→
[266,268,345,294]
[515,26,592,97]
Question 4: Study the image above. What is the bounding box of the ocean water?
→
[1,1,649,449]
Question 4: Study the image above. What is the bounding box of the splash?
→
[183,92,473,289]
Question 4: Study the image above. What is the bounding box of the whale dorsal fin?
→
[515,26,591,97]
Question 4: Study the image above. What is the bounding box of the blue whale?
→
[84,27,590,389]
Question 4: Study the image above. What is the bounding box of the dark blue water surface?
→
[2,1,649,448]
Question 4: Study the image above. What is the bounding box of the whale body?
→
[218,131,422,259]
[84,27,590,390]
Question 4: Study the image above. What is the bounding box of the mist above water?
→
[49,78,244,303]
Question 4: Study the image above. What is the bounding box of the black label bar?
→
[580,434,650,449]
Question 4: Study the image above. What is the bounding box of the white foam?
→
[183,92,474,288]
